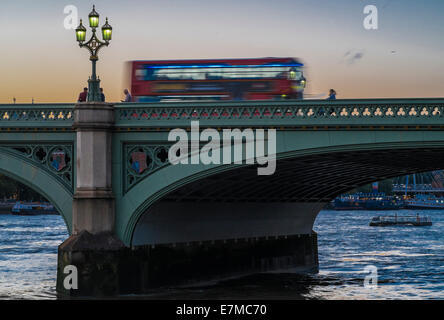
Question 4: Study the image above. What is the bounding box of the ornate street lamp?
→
[88,5,100,28]
[75,20,86,42]
[75,5,112,102]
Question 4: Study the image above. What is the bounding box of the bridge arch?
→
[0,149,73,232]
[118,137,444,246]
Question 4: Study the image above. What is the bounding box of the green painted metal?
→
[113,128,444,245]
[116,98,444,128]
[0,104,74,128]
[0,144,74,192]
[0,148,73,232]
[124,144,169,193]
[3,98,444,129]
[0,124,75,232]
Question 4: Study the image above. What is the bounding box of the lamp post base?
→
[87,78,102,102]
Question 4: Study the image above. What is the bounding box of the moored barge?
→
[369,214,432,227]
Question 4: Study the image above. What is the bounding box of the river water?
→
[0,210,442,300]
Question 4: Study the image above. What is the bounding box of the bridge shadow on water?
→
[117,273,332,300]
[115,271,391,300]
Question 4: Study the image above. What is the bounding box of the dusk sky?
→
[1,0,444,103]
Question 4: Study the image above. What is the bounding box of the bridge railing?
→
[2,98,444,129]
[0,104,74,128]
[115,98,444,128]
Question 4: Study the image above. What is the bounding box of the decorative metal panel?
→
[0,144,74,193]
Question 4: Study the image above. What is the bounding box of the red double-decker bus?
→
[126,57,306,102]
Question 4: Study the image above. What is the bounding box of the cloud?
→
[342,50,365,65]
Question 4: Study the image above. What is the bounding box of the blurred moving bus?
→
[126,57,306,102]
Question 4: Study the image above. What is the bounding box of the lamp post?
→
[75,5,113,102]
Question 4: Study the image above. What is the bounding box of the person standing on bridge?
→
[324,89,337,116]
[121,89,133,102]
[78,87,88,102]
[100,88,106,102]
[327,89,337,100]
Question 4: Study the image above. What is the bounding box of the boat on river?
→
[11,202,58,215]
[332,193,404,210]
[404,194,444,210]
[369,214,432,227]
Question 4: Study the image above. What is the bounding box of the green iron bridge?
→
[2,98,444,295]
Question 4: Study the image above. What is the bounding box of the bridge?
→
[392,185,444,194]
[2,98,444,296]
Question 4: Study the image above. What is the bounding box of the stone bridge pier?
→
[56,102,126,297]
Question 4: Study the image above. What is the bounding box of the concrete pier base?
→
[56,231,318,297]
[132,232,319,289]
[56,231,126,297]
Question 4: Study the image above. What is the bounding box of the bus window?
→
[135,68,147,80]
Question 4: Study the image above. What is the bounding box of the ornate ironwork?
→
[0,106,73,126]
[76,6,112,102]
[0,144,74,193]
[115,99,444,128]
[78,28,109,61]
[1,99,444,128]
[124,144,170,193]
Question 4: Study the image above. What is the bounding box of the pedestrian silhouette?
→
[100,88,105,102]
[327,89,337,100]
[121,89,133,102]
[78,87,88,102]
